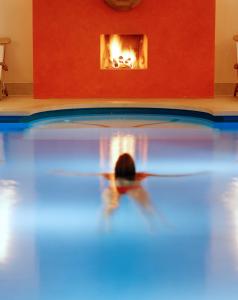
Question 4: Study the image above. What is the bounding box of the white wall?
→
[0,0,237,84]
[0,0,33,83]
[215,0,238,83]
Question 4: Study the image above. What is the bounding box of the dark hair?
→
[115,153,136,181]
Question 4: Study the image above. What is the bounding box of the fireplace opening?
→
[100,34,148,70]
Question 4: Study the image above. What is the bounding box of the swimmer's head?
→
[115,153,136,181]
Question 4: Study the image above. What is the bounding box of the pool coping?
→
[1,95,238,124]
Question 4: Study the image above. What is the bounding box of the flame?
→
[109,35,137,69]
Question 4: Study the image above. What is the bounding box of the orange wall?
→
[33,0,215,98]
[1,0,237,86]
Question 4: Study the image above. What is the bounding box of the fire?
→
[100,34,148,70]
[109,35,137,69]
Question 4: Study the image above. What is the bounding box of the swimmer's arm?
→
[137,171,208,179]
[52,170,113,179]
[102,173,115,180]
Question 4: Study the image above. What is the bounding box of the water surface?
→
[0,115,238,300]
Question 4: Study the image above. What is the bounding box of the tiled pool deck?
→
[0,96,238,121]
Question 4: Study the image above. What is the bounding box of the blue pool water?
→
[0,114,238,300]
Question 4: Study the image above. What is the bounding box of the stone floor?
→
[0,96,238,116]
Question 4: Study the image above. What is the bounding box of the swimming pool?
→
[0,113,238,300]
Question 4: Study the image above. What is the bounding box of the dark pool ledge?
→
[1,107,238,132]
[0,107,238,122]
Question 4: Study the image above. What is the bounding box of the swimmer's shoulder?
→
[102,173,115,180]
[135,172,149,181]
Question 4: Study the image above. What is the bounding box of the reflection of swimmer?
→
[54,153,206,231]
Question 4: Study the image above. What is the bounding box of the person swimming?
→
[54,153,206,230]
[102,153,160,230]
[103,153,144,195]
[102,153,183,229]
[115,153,136,181]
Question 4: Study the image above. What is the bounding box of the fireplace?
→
[33,0,215,98]
[100,34,148,70]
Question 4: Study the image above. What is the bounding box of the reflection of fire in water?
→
[110,134,136,169]
[100,34,148,70]
[0,180,18,264]
[100,134,148,171]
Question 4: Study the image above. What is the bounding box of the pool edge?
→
[0,107,237,124]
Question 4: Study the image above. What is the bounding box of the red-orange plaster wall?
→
[33,0,215,98]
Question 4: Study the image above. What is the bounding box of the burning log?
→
[111,56,135,69]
